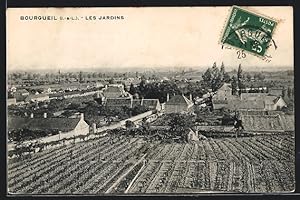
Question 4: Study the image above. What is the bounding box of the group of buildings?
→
[212,83,287,111]
[7,82,290,146]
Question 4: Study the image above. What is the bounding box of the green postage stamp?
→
[221,6,278,56]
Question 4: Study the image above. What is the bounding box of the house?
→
[25,93,50,102]
[8,113,90,140]
[42,87,52,94]
[103,85,126,98]
[264,96,287,111]
[165,95,194,114]
[14,89,30,101]
[213,83,236,101]
[7,98,17,106]
[186,128,199,142]
[241,93,287,111]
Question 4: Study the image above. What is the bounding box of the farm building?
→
[164,95,194,114]
[7,98,17,106]
[8,113,90,139]
[25,93,50,102]
[14,89,30,101]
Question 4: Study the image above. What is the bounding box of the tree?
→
[237,64,243,86]
[108,78,115,84]
[125,120,135,129]
[79,71,83,82]
[231,76,238,95]
[202,62,223,92]
[287,87,292,98]
[129,83,136,95]
[168,113,194,138]
[246,73,252,81]
[282,89,286,98]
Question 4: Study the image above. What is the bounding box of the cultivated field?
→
[8,134,294,194]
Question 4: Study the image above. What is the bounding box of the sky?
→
[7,7,293,72]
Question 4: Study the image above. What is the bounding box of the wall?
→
[95,110,153,133]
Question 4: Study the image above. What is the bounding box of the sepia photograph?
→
[6,6,294,194]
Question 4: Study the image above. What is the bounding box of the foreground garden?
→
[8,132,294,194]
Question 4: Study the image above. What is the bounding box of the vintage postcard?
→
[7,6,294,194]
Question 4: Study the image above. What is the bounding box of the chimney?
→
[141,97,144,105]
[30,113,34,118]
[167,93,170,102]
[43,113,47,118]
[92,123,97,134]
[189,93,193,101]
[80,113,84,120]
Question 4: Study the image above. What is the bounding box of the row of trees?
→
[202,63,265,95]
[202,62,231,92]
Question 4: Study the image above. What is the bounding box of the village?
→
[7,63,295,194]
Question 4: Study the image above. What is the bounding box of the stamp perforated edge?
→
[219,5,282,59]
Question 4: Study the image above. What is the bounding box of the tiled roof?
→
[8,117,81,132]
[16,89,29,94]
[219,83,232,90]
[240,93,267,100]
[25,94,49,101]
[166,95,193,106]
[105,97,132,107]
[229,99,265,110]
[104,86,123,93]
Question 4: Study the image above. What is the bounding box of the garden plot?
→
[8,134,294,194]
[241,115,284,132]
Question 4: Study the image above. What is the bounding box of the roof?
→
[104,86,123,93]
[240,93,267,100]
[16,89,29,94]
[8,117,81,132]
[212,99,228,104]
[264,96,280,105]
[218,83,232,91]
[105,97,132,107]
[142,99,160,108]
[166,95,193,106]
[229,99,265,110]
[25,93,49,101]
